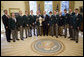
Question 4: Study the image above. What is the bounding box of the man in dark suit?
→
[64,9,70,38]
[35,11,41,36]
[49,11,54,37]
[58,11,65,36]
[16,10,24,40]
[72,8,82,43]
[53,10,59,38]
[23,11,30,38]
[29,10,36,36]
[68,9,75,39]
[2,10,11,42]
[42,11,49,36]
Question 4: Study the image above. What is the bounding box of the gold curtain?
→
[25,1,74,14]
[37,1,44,15]
[69,1,75,11]
[25,1,30,14]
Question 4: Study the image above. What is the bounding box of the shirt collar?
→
[31,14,33,16]
[59,15,61,16]
[12,17,16,19]
[76,13,78,15]
[54,14,56,16]
[44,14,46,16]
[5,14,8,16]
[70,12,72,14]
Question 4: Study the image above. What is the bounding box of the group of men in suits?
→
[2,8,82,43]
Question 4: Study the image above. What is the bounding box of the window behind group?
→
[29,1,37,15]
[44,1,53,15]
[61,1,69,15]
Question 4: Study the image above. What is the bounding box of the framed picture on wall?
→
[9,8,20,17]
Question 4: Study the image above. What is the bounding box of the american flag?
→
[57,4,59,11]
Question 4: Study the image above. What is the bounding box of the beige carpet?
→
[1,32,83,56]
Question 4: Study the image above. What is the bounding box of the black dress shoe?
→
[7,41,10,42]
[13,41,16,42]
[29,36,32,37]
[43,35,45,36]
[59,35,62,36]
[76,41,78,43]
[16,39,19,40]
[10,39,12,40]
[70,39,75,40]
[64,36,66,38]
[56,36,58,38]
[21,39,24,41]
[68,37,71,38]
[34,34,35,35]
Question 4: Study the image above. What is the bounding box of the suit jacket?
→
[49,15,54,26]
[64,13,70,25]
[8,18,17,30]
[23,15,30,27]
[35,15,42,26]
[58,15,65,26]
[16,15,24,27]
[2,15,10,29]
[53,14,59,25]
[42,14,49,26]
[69,12,75,26]
[73,13,82,29]
[29,15,36,26]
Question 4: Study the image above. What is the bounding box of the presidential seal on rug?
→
[31,38,65,56]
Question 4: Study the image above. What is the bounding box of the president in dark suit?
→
[2,10,11,42]
[42,11,49,36]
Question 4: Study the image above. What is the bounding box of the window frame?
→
[44,1,53,15]
[29,1,37,15]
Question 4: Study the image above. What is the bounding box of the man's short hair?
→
[64,9,67,11]
[49,11,52,14]
[31,10,33,12]
[19,10,22,12]
[25,10,28,12]
[75,8,79,11]
[3,9,7,13]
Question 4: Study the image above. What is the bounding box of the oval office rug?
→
[31,38,65,56]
